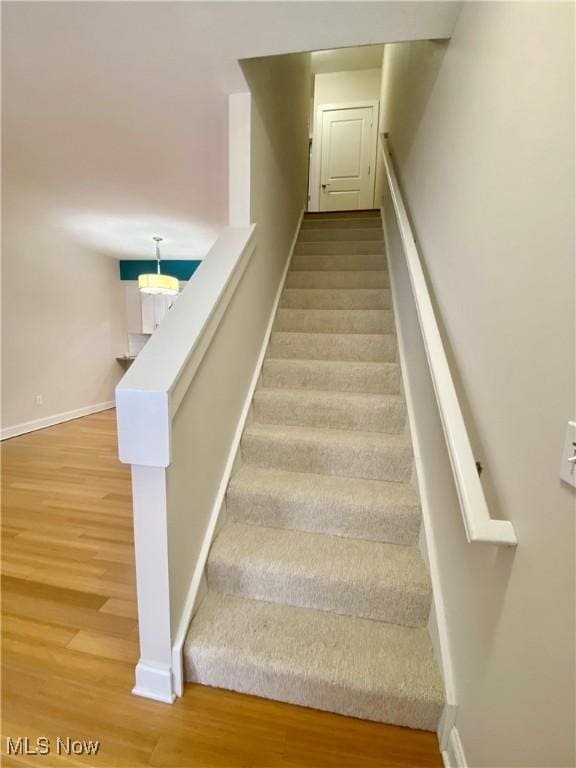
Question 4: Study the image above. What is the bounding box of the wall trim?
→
[1,401,115,441]
[381,204,458,744]
[442,726,468,768]
[170,207,306,697]
[229,92,251,227]
[437,703,458,755]
[133,660,176,704]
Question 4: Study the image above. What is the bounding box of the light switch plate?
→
[560,421,576,488]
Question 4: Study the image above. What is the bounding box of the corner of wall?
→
[229,92,252,227]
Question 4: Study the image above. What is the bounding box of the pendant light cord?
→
[153,236,163,275]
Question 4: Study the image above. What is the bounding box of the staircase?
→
[184,210,444,731]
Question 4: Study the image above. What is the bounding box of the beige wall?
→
[379,3,574,766]
[244,53,311,268]
[167,52,311,635]
[313,68,382,109]
[1,192,125,431]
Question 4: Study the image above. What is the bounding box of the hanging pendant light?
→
[138,236,179,296]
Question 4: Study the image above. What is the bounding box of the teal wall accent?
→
[119,260,202,281]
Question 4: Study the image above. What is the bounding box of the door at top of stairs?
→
[317,104,378,211]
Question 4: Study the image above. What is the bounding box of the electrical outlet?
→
[35,395,43,406]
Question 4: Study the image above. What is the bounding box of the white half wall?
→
[379,3,575,766]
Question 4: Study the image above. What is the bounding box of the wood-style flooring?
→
[1,410,443,767]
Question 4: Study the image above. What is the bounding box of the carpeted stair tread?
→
[261,359,401,394]
[207,522,431,626]
[268,332,396,362]
[298,228,384,242]
[301,217,382,229]
[274,308,393,334]
[286,270,389,289]
[305,209,379,217]
[241,423,412,481]
[280,288,391,310]
[184,592,444,731]
[295,241,385,255]
[303,210,380,224]
[227,465,421,544]
[291,253,385,271]
[252,387,406,433]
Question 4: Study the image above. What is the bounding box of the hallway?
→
[1,411,442,767]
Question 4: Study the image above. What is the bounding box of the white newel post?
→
[130,464,175,703]
[116,386,176,702]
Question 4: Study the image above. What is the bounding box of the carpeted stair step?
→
[274,308,393,334]
[303,210,380,222]
[241,423,413,481]
[268,332,396,362]
[298,228,383,242]
[286,270,389,289]
[305,209,380,216]
[207,523,431,627]
[291,253,385,271]
[252,388,406,433]
[280,288,391,310]
[295,241,385,255]
[184,592,444,731]
[261,359,401,394]
[227,466,421,545]
[301,217,382,229]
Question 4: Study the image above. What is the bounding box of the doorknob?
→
[321,183,329,190]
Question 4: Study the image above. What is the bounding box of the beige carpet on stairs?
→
[184,210,444,731]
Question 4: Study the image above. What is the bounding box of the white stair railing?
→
[116,224,257,703]
[381,135,517,547]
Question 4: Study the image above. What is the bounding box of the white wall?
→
[309,68,382,209]
[1,192,125,433]
[379,3,574,766]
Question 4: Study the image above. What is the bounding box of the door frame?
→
[308,99,379,212]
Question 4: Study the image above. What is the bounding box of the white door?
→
[318,105,377,211]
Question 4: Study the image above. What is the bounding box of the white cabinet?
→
[141,293,176,334]
[123,281,186,339]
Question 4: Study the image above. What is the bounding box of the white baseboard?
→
[170,207,306,697]
[1,401,115,440]
[133,660,176,704]
[437,703,458,753]
[442,726,468,768]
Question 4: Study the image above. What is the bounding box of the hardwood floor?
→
[1,410,443,767]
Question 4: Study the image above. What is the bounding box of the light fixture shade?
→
[138,273,179,296]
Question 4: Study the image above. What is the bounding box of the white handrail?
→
[381,136,517,546]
